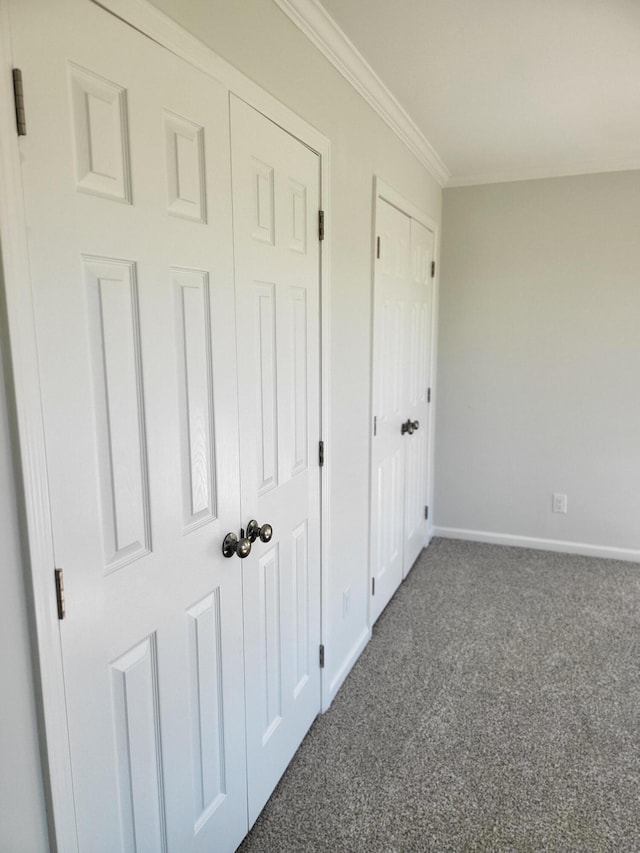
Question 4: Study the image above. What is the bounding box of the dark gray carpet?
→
[239,538,640,852]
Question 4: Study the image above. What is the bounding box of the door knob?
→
[246,519,273,543]
[401,419,420,435]
[222,531,252,559]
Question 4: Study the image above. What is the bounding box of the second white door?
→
[370,198,435,624]
[231,96,323,826]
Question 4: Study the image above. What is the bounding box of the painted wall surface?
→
[147,0,442,691]
[0,338,49,852]
[436,171,640,555]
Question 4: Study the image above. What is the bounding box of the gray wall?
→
[0,335,49,852]
[436,171,640,554]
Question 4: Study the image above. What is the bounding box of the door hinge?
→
[376,236,381,259]
[318,210,325,241]
[319,644,325,668]
[372,577,376,596]
[427,387,431,403]
[318,440,325,467]
[424,506,429,520]
[12,69,27,136]
[373,415,377,436]
[431,260,436,278]
[54,569,65,620]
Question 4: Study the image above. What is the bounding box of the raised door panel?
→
[84,256,151,571]
[255,282,279,494]
[69,62,132,202]
[257,543,284,743]
[291,520,310,697]
[380,298,405,419]
[164,112,207,223]
[373,449,403,583]
[172,268,216,530]
[289,288,308,477]
[111,637,166,853]
[186,591,228,828]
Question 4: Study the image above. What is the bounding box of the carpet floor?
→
[238,538,640,852]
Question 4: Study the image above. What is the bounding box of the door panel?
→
[230,97,322,825]
[10,1,247,850]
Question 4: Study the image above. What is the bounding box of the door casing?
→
[368,176,440,629]
[0,2,331,849]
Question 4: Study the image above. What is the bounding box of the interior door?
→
[403,219,435,575]
[230,96,322,824]
[10,1,247,850]
[370,199,411,623]
[371,199,435,622]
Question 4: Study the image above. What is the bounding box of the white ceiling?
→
[313,0,640,185]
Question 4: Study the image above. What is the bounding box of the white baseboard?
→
[323,626,371,712]
[433,526,640,564]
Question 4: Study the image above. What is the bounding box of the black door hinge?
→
[12,69,27,136]
[54,568,65,620]
[424,506,429,520]
[318,210,325,241]
[372,577,376,596]
[319,440,324,467]
[431,260,436,278]
[376,236,381,259]
[427,387,431,403]
[319,644,325,668]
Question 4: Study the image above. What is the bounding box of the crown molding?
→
[272,0,450,187]
[447,157,640,188]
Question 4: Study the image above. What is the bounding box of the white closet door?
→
[370,199,412,623]
[230,97,322,825]
[371,199,436,620]
[403,219,435,575]
[10,1,247,850]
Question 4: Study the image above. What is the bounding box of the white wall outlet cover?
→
[552,493,568,514]
[342,587,351,617]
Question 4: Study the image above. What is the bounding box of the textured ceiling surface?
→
[318,0,640,184]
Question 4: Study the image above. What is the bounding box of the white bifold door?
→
[8,1,321,850]
[370,198,435,624]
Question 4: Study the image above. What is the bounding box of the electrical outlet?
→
[342,587,351,618]
[552,493,568,514]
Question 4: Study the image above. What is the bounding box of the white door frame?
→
[368,177,440,628]
[0,1,331,848]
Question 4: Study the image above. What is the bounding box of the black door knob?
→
[246,519,274,543]
[258,523,273,543]
[401,419,420,435]
[222,532,252,559]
